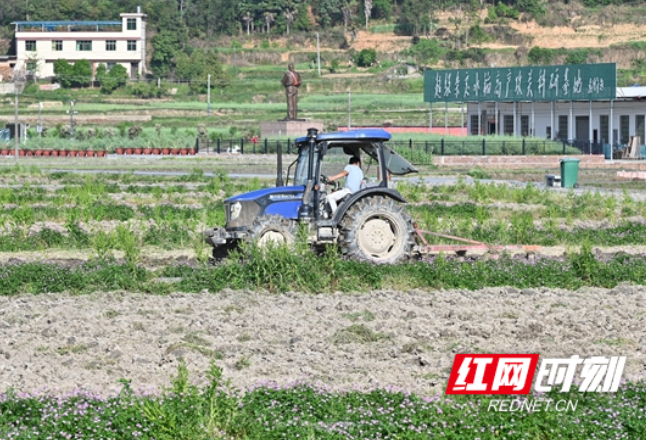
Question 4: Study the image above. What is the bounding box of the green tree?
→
[469,23,489,45]
[565,49,591,65]
[72,59,92,87]
[54,59,74,88]
[397,0,431,36]
[151,31,182,77]
[517,0,545,17]
[372,0,391,19]
[174,48,229,94]
[293,3,313,31]
[312,0,343,28]
[528,46,554,65]
[355,48,377,67]
[98,63,128,94]
[409,38,443,64]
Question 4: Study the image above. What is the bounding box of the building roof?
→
[13,21,122,32]
[13,21,122,26]
[617,87,646,99]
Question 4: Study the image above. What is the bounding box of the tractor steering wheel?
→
[321,175,339,191]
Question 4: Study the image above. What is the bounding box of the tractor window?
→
[293,146,310,186]
[382,145,418,176]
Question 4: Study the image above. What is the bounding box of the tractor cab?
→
[288,128,418,222]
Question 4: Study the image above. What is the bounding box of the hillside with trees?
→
[3,0,646,86]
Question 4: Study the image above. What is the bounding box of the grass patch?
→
[166,342,224,359]
[342,309,375,322]
[332,324,389,344]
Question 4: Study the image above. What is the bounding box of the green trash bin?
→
[560,158,580,188]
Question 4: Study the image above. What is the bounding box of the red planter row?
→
[0,150,106,157]
[0,149,198,157]
[114,148,196,155]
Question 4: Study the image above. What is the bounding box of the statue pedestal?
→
[260,119,324,138]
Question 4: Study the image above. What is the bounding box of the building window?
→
[546,126,552,139]
[503,115,514,135]
[76,40,92,51]
[521,115,529,137]
[558,115,568,140]
[26,61,37,71]
[127,18,137,30]
[620,115,630,145]
[106,40,116,51]
[127,40,137,51]
[470,115,479,135]
[25,41,36,51]
[52,40,62,51]
[107,62,116,71]
[600,115,609,145]
[636,115,645,144]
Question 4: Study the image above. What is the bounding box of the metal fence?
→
[196,137,604,165]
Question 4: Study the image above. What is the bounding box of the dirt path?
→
[1,287,644,396]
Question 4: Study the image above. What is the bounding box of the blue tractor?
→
[204,128,419,264]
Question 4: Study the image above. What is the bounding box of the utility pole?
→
[38,102,43,137]
[67,100,77,140]
[207,74,211,116]
[13,72,25,158]
[348,90,351,130]
[14,83,19,158]
[316,32,321,77]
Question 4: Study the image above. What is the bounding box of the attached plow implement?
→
[413,223,541,259]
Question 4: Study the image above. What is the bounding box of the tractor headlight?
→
[230,202,242,221]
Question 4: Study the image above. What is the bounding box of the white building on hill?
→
[12,7,146,79]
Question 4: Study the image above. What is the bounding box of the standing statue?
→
[281,63,302,120]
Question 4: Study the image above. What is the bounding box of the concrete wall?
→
[432,154,606,169]
[0,83,15,94]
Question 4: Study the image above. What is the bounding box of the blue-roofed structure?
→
[13,21,122,32]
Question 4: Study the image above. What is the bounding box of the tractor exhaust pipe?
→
[298,128,319,222]
[276,140,283,187]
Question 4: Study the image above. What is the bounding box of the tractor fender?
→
[330,187,408,226]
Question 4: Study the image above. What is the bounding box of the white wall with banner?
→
[465,94,646,149]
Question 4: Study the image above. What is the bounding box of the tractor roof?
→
[295,129,391,144]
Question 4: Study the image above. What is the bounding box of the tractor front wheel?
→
[339,197,414,264]
[248,215,296,247]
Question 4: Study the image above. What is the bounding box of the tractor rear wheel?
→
[248,215,296,247]
[339,197,414,264]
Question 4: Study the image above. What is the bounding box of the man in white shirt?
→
[325,156,364,213]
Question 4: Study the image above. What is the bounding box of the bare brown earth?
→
[508,22,646,49]
[1,287,644,396]
[317,7,646,62]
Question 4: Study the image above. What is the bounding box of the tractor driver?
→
[325,156,364,213]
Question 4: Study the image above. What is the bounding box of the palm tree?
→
[242,11,253,35]
[284,9,295,35]
[341,1,357,34]
[264,11,275,34]
[364,0,373,29]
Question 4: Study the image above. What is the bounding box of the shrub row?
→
[0,243,644,295]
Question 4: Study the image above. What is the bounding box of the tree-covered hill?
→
[4,0,646,83]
